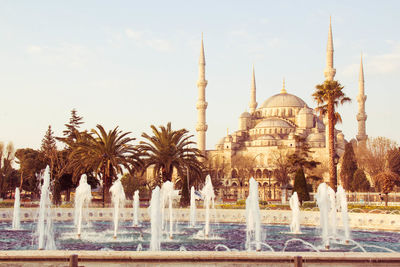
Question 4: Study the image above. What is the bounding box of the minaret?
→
[249,65,257,114]
[356,54,368,144]
[324,17,336,81]
[196,33,208,154]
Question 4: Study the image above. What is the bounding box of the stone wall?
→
[1,208,399,231]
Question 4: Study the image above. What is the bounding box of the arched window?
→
[231,169,238,178]
[262,169,270,178]
[256,169,262,178]
[232,182,238,187]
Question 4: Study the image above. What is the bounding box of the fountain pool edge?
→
[0,251,400,266]
[1,208,400,231]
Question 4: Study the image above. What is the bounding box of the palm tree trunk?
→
[328,100,337,191]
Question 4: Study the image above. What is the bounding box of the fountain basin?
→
[1,208,400,231]
[0,251,400,267]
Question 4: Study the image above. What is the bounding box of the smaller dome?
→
[225,135,233,142]
[240,111,251,118]
[218,137,225,145]
[307,133,325,142]
[255,118,293,128]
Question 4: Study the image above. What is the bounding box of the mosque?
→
[195,20,368,201]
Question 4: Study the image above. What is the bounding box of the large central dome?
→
[260,92,307,109]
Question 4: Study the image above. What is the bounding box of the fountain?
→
[160,181,176,239]
[37,166,56,250]
[109,177,126,239]
[315,182,330,249]
[289,192,301,234]
[245,177,261,251]
[190,186,200,227]
[74,174,92,238]
[336,185,350,242]
[149,186,161,251]
[200,175,215,237]
[327,185,337,237]
[132,190,140,227]
[12,187,21,230]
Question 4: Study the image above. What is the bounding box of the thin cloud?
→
[25,43,91,69]
[125,28,172,52]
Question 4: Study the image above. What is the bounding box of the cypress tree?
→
[351,169,370,192]
[293,168,310,205]
[180,175,190,207]
[340,143,358,191]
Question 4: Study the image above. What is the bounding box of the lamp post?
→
[333,152,340,191]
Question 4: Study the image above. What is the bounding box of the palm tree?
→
[61,125,141,205]
[139,122,204,190]
[312,80,351,191]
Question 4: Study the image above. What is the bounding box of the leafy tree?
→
[293,168,310,205]
[270,149,293,187]
[15,148,47,197]
[231,154,256,199]
[313,80,351,191]
[388,148,400,176]
[351,169,370,192]
[288,135,320,171]
[61,125,139,205]
[340,143,358,191]
[121,173,141,200]
[139,122,204,204]
[355,137,397,189]
[376,171,400,206]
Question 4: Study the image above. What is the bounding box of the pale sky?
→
[0,1,399,151]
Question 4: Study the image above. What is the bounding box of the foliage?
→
[355,137,398,189]
[0,142,19,197]
[288,135,320,171]
[351,169,370,192]
[231,154,256,199]
[139,122,203,199]
[60,124,140,205]
[62,109,84,140]
[340,143,358,191]
[375,171,400,206]
[293,168,310,204]
[312,79,351,191]
[270,149,293,187]
[121,173,142,200]
[388,148,400,176]
[15,148,47,195]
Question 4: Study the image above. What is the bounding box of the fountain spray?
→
[149,186,161,251]
[201,175,215,237]
[74,174,92,238]
[289,192,301,234]
[336,185,350,243]
[316,182,330,249]
[133,190,140,227]
[37,166,56,250]
[12,187,21,230]
[109,177,126,239]
[245,177,261,251]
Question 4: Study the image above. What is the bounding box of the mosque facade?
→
[195,20,368,201]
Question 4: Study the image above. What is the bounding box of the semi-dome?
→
[255,118,293,128]
[260,92,307,109]
[307,132,325,142]
[240,111,251,118]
